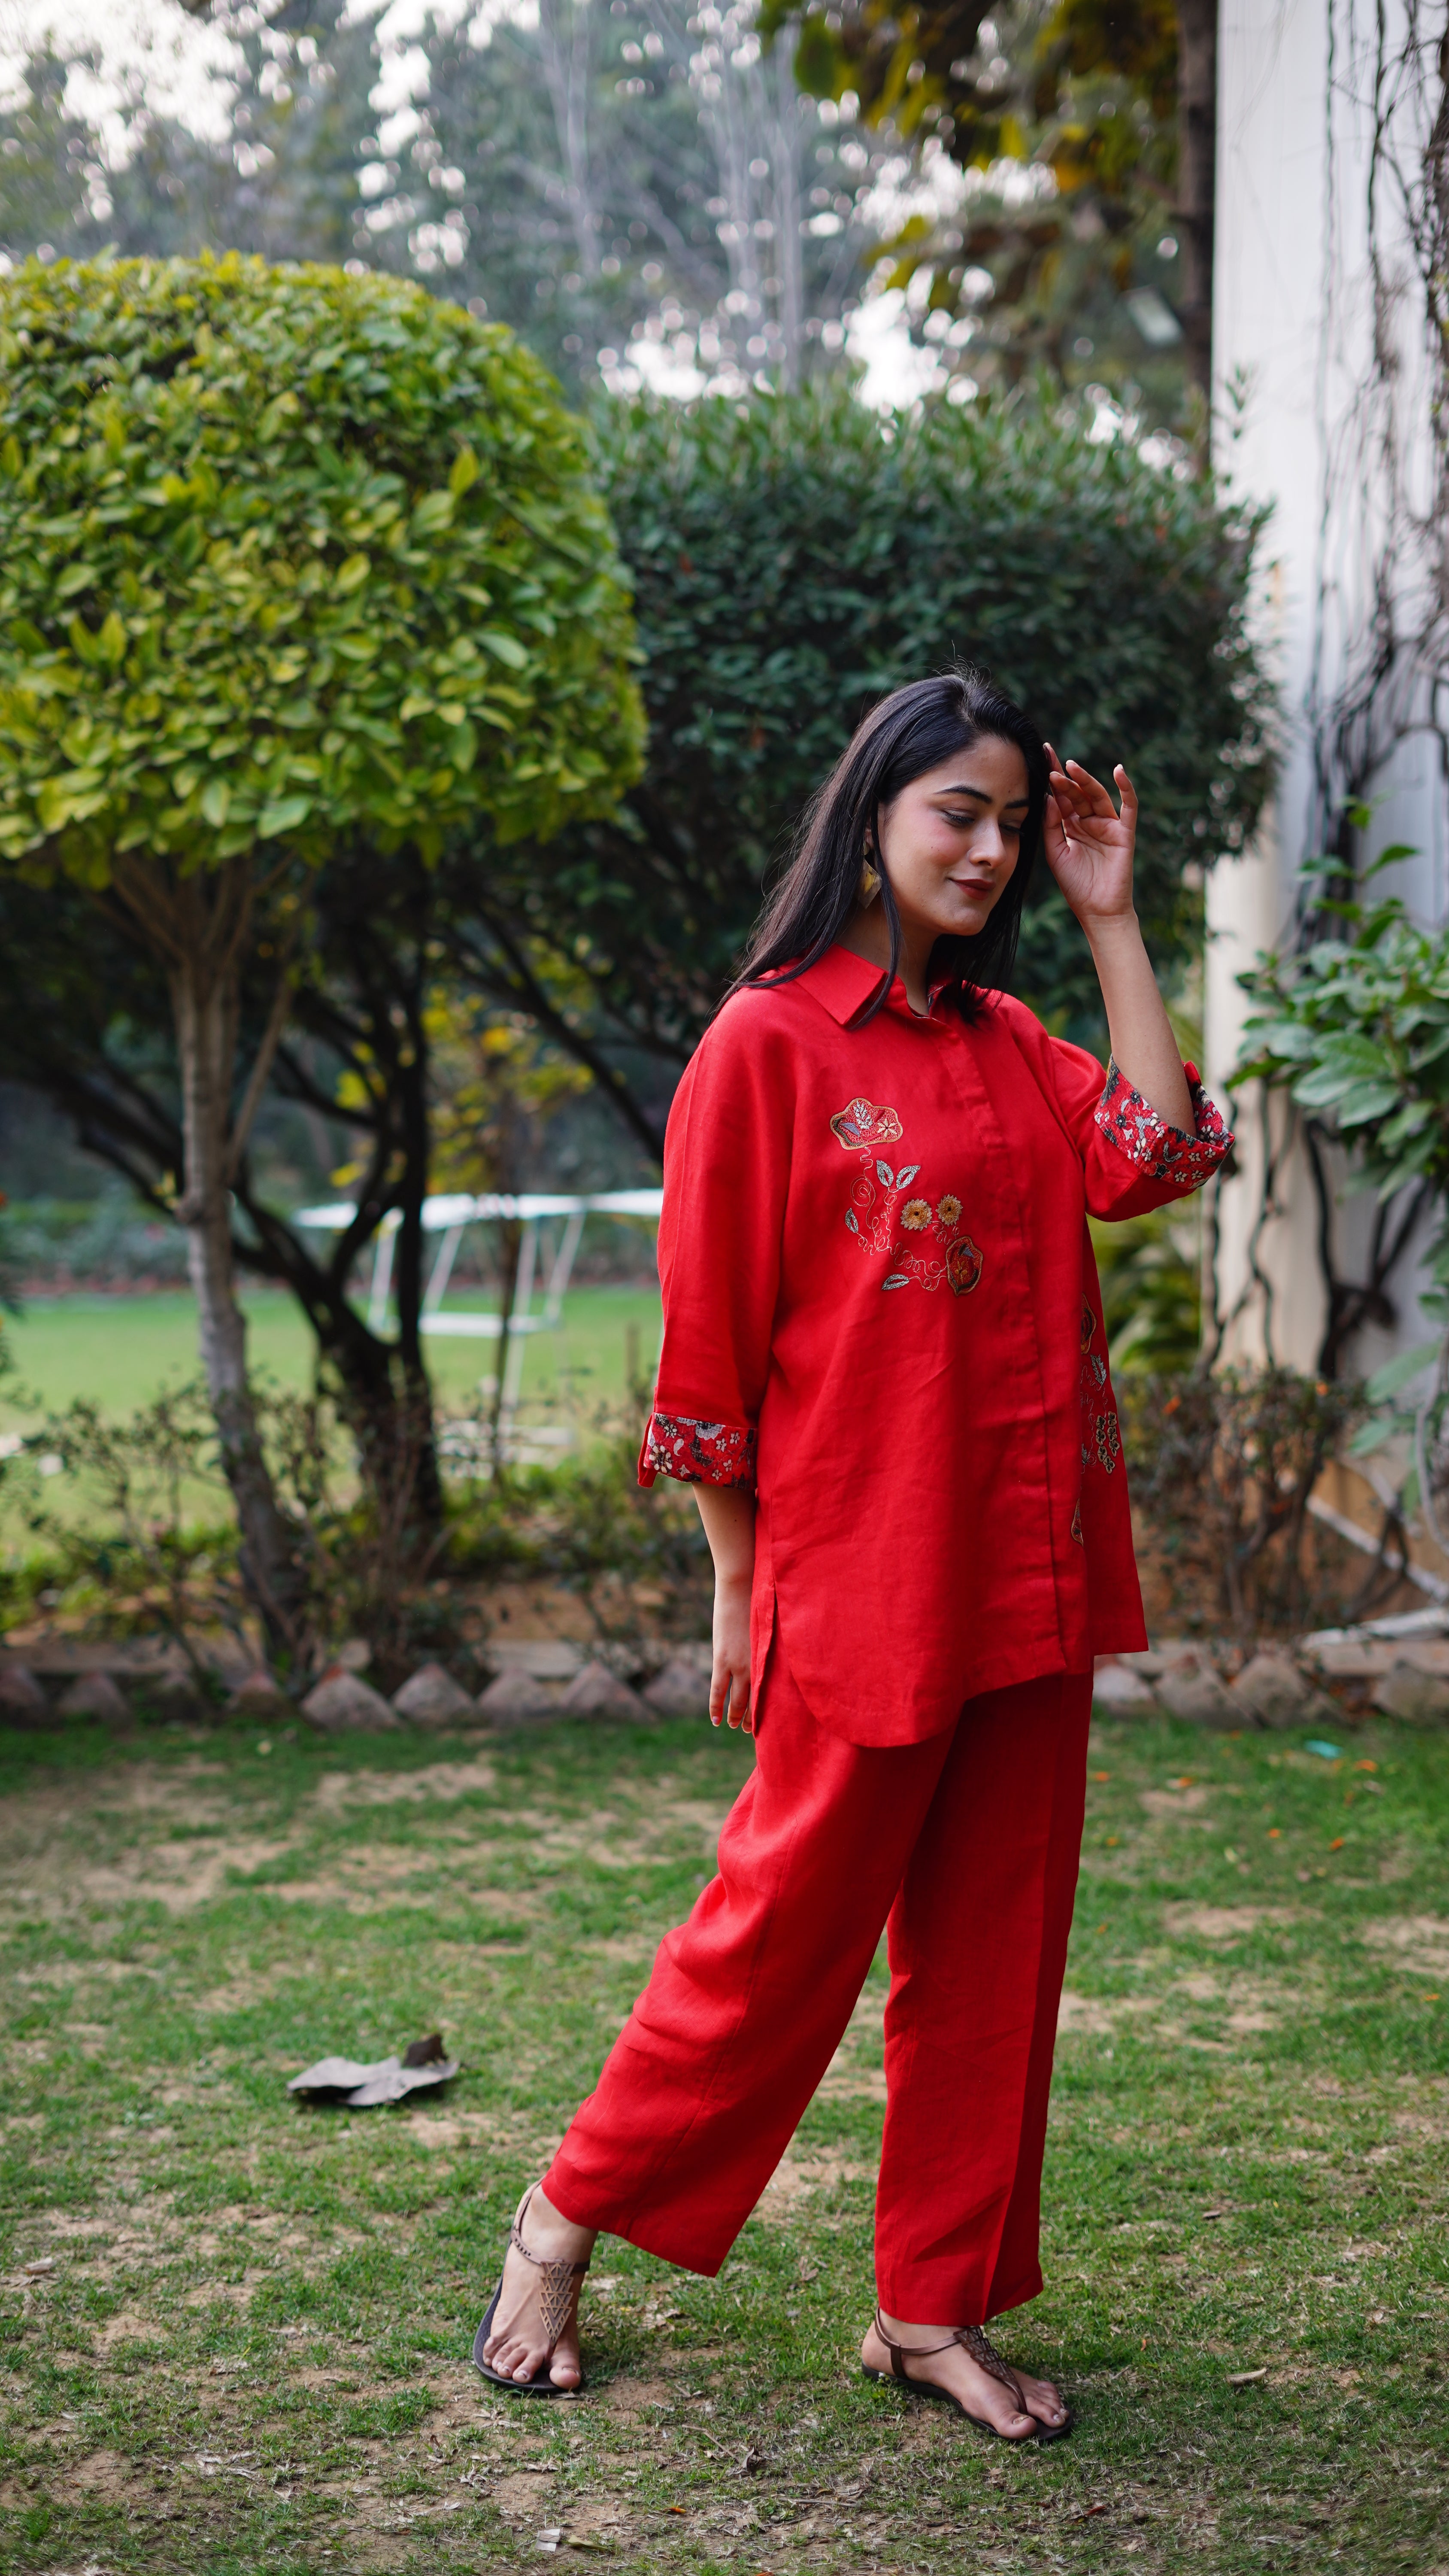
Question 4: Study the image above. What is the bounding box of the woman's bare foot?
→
[480,2187,598,2390]
[862,2314,1068,2439]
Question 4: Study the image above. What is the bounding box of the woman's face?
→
[874,735,1030,945]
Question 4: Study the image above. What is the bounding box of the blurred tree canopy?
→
[461,383,1271,1150]
[0,3,1210,421]
[758,0,1214,417]
[0,2,876,402]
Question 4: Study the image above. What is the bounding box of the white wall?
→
[1207,0,1448,1375]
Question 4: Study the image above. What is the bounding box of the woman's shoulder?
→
[695,972,835,1060]
[977,987,1051,1056]
[668,978,819,1129]
[979,990,1108,1116]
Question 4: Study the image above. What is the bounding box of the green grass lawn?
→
[0,1704,1445,2573]
[0,1287,663,1427]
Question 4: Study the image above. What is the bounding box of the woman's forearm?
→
[695,1482,757,1584]
[695,1483,757,1731]
[1083,911,1192,1134]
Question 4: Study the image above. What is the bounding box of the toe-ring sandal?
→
[473,2184,591,2397]
[863,2309,1073,2444]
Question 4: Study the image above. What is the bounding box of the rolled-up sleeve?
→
[1046,1040,1233,1222]
[638,998,790,1491]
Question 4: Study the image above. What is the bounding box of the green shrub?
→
[0,252,643,1627]
[484,384,1273,1074]
[1123,1367,1371,1636]
[0,252,641,871]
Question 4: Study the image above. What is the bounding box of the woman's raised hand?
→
[1042,745,1138,927]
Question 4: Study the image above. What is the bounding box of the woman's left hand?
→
[1042,746,1137,927]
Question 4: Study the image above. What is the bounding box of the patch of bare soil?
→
[0,1756,230,1844]
[7,1832,293,1917]
[597,2371,678,2418]
[813,1984,886,2102]
[1139,1785,1215,1818]
[578,1933,660,1963]
[92,2308,163,2349]
[396,2107,515,2154]
[1058,1965,1293,2047]
[1360,1913,1449,1977]
[309,1756,498,1813]
[69,2446,144,2500]
[1057,1989,1160,2037]
[752,2144,873,2222]
[1162,1903,1300,1942]
[13,1956,162,1990]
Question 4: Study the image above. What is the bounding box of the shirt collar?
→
[791,943,950,1029]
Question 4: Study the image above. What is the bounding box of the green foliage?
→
[443,1435,709,1601]
[1090,1205,1201,1373]
[0,1382,707,1674]
[0,6,871,409]
[383,0,868,393]
[760,0,1194,415]
[0,254,643,880]
[0,15,380,277]
[1239,850,1449,1299]
[482,383,1271,1078]
[1123,1366,1370,1635]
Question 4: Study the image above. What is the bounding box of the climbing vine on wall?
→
[1226,3,1449,1382]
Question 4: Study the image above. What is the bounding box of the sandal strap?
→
[873,2308,968,2365]
[873,2310,1027,2409]
[956,2322,1027,2409]
[510,2185,591,2354]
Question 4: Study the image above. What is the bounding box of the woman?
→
[474,669,1230,2441]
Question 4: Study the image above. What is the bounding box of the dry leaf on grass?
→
[287,2032,459,2107]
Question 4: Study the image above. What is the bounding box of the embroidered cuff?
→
[638,1411,758,1491]
[1094,1058,1233,1190]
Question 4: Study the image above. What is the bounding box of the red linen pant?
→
[543,1650,1092,2325]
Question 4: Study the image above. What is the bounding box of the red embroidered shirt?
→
[639,945,1231,1747]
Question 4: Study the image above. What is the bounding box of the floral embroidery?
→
[1094,1058,1233,1190]
[830,1097,903,1152]
[643,1412,757,1489]
[831,1099,984,1297]
[1070,1499,1084,1546]
[946,1236,985,1294]
[1076,1300,1119,1491]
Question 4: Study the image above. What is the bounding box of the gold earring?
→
[858,858,881,906]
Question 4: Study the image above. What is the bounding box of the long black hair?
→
[734,667,1047,1023]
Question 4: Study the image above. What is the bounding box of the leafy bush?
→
[0,1384,708,1686]
[480,383,1273,1100]
[1091,1206,1203,1376]
[0,252,643,1628]
[1240,846,1449,1316]
[0,252,641,869]
[1123,1367,1371,1637]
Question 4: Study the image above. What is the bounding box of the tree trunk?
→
[490,1214,524,1473]
[1176,0,1217,399]
[170,914,304,1657]
[539,0,601,278]
[389,990,446,1531]
[273,1267,444,1543]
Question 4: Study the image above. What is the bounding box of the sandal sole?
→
[861,2363,1071,2444]
[472,2280,585,2397]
